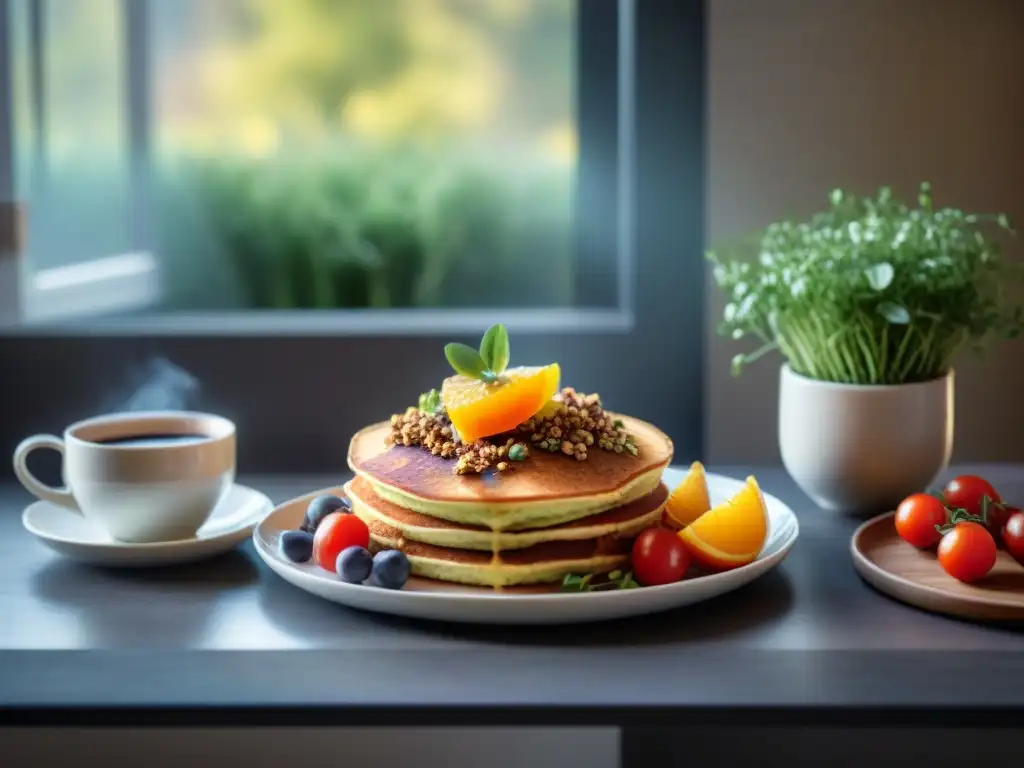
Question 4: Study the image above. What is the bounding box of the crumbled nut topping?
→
[454,437,524,476]
[518,387,638,460]
[388,411,529,475]
[390,408,459,459]
[387,387,637,475]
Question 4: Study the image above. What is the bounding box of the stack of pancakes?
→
[346,415,674,590]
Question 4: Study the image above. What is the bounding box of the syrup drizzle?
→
[481,467,505,591]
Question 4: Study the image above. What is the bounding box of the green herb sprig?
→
[444,323,511,383]
[708,183,1023,385]
[561,570,640,592]
[418,388,442,415]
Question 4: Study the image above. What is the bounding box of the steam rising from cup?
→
[115,358,201,413]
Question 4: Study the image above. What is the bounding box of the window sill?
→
[18,251,161,324]
[0,307,634,338]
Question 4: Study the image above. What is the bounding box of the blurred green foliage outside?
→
[13,0,578,309]
[156,148,574,309]
[154,0,578,309]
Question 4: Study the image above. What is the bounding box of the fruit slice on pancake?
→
[442,363,560,443]
[663,461,711,529]
[438,323,561,443]
[678,475,768,570]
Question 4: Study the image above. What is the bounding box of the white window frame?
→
[0,0,160,327]
[0,0,22,325]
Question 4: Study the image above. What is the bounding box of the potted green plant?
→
[708,183,1023,513]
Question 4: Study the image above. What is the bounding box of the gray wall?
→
[705,0,1024,463]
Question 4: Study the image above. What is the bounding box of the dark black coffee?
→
[93,433,212,447]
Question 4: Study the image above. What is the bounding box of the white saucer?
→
[22,483,273,567]
[254,467,800,624]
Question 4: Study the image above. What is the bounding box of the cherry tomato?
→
[942,475,1001,517]
[1002,511,1024,567]
[894,493,948,548]
[313,512,370,571]
[937,521,997,583]
[631,527,690,586]
[986,503,1016,547]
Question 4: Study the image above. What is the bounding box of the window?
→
[4,0,157,322]
[5,0,624,320]
[149,0,583,313]
[0,0,705,469]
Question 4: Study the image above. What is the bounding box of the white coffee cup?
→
[13,411,236,543]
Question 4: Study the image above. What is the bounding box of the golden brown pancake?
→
[347,476,668,551]
[350,413,671,503]
[348,413,673,530]
[367,519,635,588]
[399,578,562,595]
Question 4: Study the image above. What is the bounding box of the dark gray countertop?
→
[3,465,1024,725]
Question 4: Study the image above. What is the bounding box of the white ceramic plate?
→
[22,484,273,567]
[254,467,800,624]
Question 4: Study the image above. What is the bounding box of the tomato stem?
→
[935,504,986,535]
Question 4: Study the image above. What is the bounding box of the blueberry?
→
[302,494,350,533]
[279,530,315,563]
[370,549,410,590]
[336,546,373,584]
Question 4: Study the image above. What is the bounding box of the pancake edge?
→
[347,414,673,530]
[369,528,630,588]
[347,413,674,504]
[356,464,668,530]
[347,479,668,552]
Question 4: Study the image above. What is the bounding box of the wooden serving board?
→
[851,512,1024,622]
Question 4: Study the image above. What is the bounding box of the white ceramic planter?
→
[778,364,954,514]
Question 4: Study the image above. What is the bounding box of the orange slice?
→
[663,461,711,529]
[441,363,560,443]
[678,476,768,570]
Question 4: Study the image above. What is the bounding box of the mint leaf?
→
[479,323,510,375]
[444,343,488,379]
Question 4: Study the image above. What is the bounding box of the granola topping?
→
[387,387,639,476]
[519,387,638,460]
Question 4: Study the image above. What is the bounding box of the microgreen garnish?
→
[561,573,591,592]
[561,570,639,592]
[444,324,511,382]
[618,571,640,589]
[418,388,442,415]
[708,183,1023,384]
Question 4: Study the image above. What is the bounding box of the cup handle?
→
[12,434,80,511]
